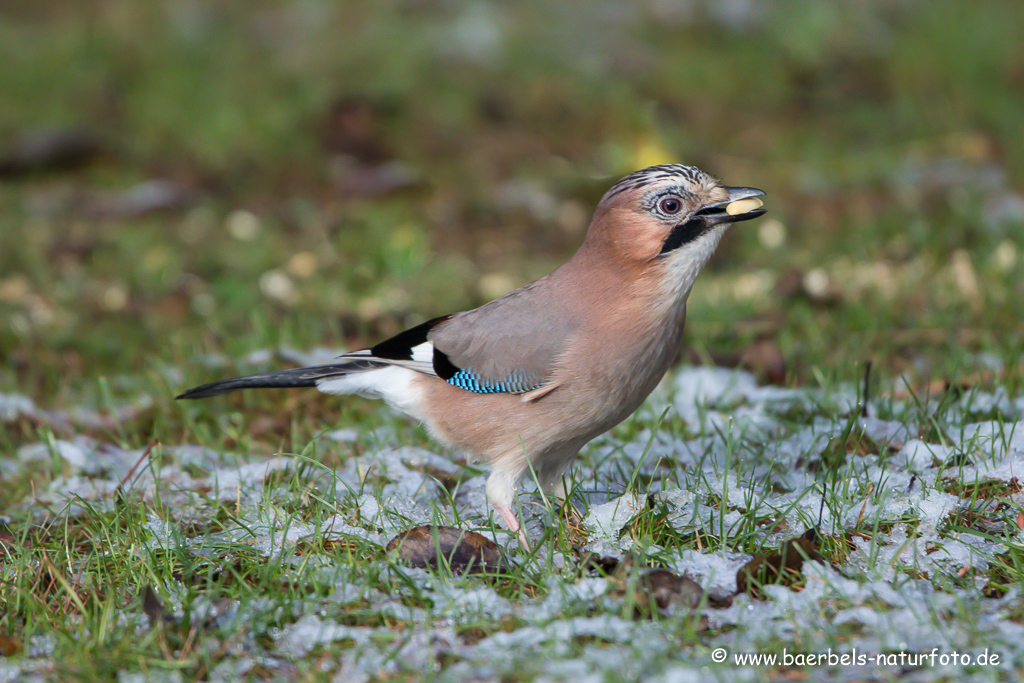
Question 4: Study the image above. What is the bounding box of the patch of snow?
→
[17,439,88,469]
[583,492,644,542]
[0,393,36,422]
[326,428,359,443]
[893,438,949,470]
[274,614,373,658]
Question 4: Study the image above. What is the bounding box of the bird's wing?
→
[343,280,577,396]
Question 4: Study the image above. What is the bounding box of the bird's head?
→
[587,164,766,266]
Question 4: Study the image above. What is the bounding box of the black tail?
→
[176,360,386,399]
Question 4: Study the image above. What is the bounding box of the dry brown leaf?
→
[385,525,506,574]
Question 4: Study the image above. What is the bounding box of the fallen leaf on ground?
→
[736,530,824,598]
[386,525,506,574]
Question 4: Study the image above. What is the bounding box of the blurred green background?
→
[2,0,1023,408]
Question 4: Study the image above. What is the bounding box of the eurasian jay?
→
[177,164,767,548]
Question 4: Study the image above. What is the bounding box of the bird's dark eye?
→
[658,196,682,214]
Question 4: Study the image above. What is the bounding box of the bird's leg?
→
[487,469,532,550]
[496,505,531,551]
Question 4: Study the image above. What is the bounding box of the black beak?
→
[696,186,767,226]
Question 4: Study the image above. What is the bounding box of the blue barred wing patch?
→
[446,368,542,394]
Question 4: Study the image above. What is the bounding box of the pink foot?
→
[496,505,531,551]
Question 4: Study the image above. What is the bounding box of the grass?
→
[3,380,1024,679]
[2,0,1024,680]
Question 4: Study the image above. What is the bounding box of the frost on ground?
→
[2,367,1024,682]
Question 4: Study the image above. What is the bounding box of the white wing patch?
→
[409,341,434,364]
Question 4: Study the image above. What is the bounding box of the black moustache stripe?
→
[659,218,705,255]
